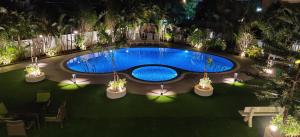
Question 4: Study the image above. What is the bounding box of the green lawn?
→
[0,69,269,137]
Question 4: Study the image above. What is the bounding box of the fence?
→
[19,31,98,58]
[13,29,190,59]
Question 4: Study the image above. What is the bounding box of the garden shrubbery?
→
[0,41,24,65]
[207,38,227,51]
[245,46,263,58]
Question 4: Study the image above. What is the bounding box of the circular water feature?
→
[131,66,178,82]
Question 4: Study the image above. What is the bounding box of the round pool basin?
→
[132,66,178,82]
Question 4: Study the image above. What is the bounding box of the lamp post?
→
[72,74,77,84]
[234,73,238,82]
[160,83,164,96]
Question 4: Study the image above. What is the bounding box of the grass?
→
[0,69,270,137]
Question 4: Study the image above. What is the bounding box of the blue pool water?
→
[66,47,234,73]
[132,66,178,82]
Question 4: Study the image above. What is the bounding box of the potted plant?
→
[194,57,214,96]
[24,64,45,83]
[106,78,127,99]
[199,77,212,89]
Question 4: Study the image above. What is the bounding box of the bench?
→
[239,106,285,127]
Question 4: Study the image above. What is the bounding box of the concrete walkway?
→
[0,49,256,95]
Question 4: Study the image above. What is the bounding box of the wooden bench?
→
[239,106,285,127]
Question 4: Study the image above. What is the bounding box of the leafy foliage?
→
[24,64,42,77]
[0,41,24,65]
[75,35,86,50]
[187,28,208,49]
[108,78,127,91]
[271,115,300,136]
[235,29,257,54]
[245,46,263,58]
[45,48,58,57]
[206,38,227,51]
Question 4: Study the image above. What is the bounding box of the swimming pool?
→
[66,47,234,81]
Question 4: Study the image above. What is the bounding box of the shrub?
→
[108,78,127,91]
[187,28,207,49]
[164,32,173,41]
[24,64,42,77]
[271,115,300,137]
[45,48,58,57]
[245,46,263,58]
[75,35,86,50]
[207,38,227,51]
[0,42,24,65]
[198,77,212,89]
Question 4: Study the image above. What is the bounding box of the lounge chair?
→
[44,101,66,128]
[6,120,33,136]
[36,92,51,111]
[0,102,14,123]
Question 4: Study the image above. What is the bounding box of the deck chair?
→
[36,92,51,111]
[0,102,14,122]
[44,101,66,128]
[6,120,33,137]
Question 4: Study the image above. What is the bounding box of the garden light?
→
[160,84,164,96]
[256,7,262,12]
[269,124,278,132]
[72,74,77,84]
[264,68,273,74]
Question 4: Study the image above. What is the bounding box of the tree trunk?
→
[283,65,300,122]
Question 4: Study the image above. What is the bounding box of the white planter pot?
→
[106,87,127,99]
[25,72,46,83]
[194,84,213,97]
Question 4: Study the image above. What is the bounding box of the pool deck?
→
[0,46,257,95]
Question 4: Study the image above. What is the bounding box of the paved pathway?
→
[0,49,256,95]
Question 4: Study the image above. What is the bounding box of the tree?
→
[183,0,199,20]
[235,26,257,56]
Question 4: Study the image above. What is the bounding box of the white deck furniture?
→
[239,106,285,127]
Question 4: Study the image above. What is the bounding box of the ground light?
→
[269,124,278,132]
[256,7,262,12]
[264,68,273,74]
[146,88,176,103]
[58,78,90,90]
[223,78,245,87]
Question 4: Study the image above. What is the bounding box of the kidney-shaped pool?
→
[66,47,235,82]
